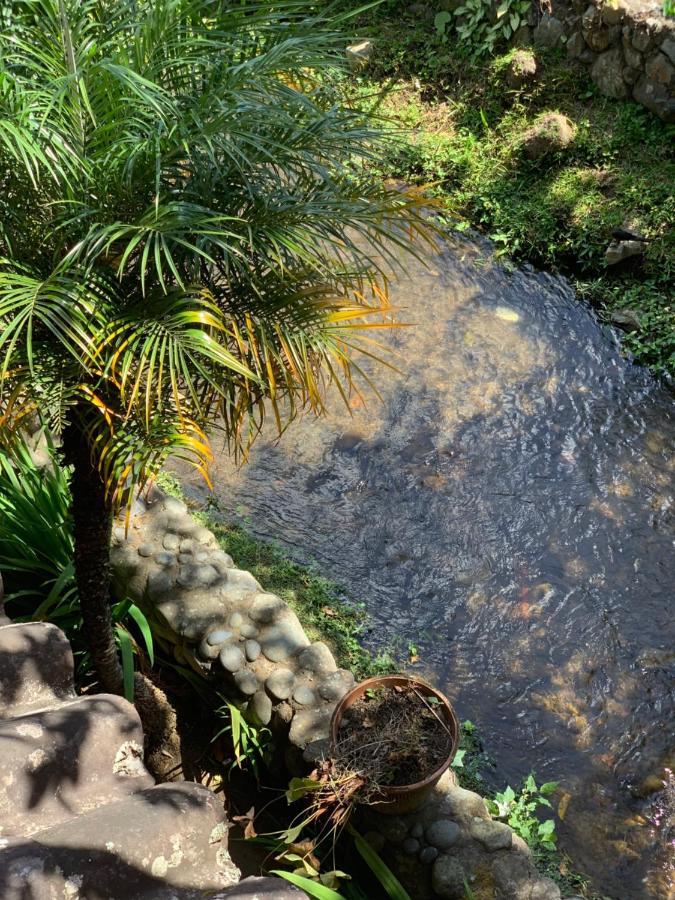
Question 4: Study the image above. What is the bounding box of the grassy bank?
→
[341,4,674,374]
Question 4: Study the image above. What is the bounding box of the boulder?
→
[582,4,618,52]
[633,74,675,122]
[505,50,538,88]
[604,239,644,264]
[533,14,564,49]
[591,46,629,98]
[522,113,577,159]
[645,51,675,86]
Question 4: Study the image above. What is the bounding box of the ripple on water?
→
[174,236,674,899]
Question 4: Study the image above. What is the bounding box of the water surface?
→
[176,236,674,898]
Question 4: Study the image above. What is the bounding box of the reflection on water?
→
[176,236,674,899]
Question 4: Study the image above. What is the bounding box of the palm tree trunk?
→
[62,419,124,695]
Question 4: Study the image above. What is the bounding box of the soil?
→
[335,683,454,788]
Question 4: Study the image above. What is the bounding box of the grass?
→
[340,4,674,374]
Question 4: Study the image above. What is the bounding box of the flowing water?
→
[176,236,674,898]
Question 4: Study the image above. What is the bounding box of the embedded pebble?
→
[245,639,261,662]
[234,669,258,696]
[229,612,244,628]
[410,822,424,839]
[297,642,337,675]
[288,707,332,748]
[419,846,438,864]
[112,527,126,545]
[261,619,308,662]
[219,645,245,673]
[137,543,155,557]
[317,669,355,702]
[147,570,173,599]
[250,593,285,624]
[426,819,461,850]
[198,636,221,661]
[266,668,295,700]
[195,551,210,563]
[162,534,180,551]
[250,691,272,725]
[178,553,192,564]
[194,526,213,545]
[402,837,420,856]
[177,564,218,588]
[211,550,234,569]
[239,623,258,639]
[162,497,187,515]
[155,551,176,567]
[179,539,195,553]
[207,629,232,647]
[470,817,512,852]
[293,686,315,706]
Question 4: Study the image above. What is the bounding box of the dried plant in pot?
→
[276,676,458,889]
[328,674,460,815]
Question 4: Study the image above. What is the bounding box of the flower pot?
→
[329,674,459,816]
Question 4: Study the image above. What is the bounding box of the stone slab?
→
[0,783,240,897]
[0,693,154,837]
[0,622,76,717]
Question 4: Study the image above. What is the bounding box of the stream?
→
[176,235,674,899]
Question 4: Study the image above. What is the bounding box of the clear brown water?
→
[176,236,674,899]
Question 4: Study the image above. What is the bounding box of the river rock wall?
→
[517,0,674,121]
[110,489,576,900]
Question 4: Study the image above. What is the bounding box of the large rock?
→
[0,622,75,717]
[645,51,675,86]
[0,783,239,898]
[591,46,629,98]
[505,50,538,88]
[605,239,644,265]
[533,14,564,49]
[0,694,154,837]
[582,4,618,52]
[522,113,577,159]
[632,74,675,122]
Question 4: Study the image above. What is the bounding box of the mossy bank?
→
[339,2,674,375]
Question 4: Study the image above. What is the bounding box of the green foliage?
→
[213,698,271,777]
[664,0,675,16]
[271,871,346,900]
[0,436,153,686]
[451,0,531,57]
[0,0,433,504]
[349,826,412,900]
[487,774,559,851]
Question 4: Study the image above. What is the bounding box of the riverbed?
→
[176,235,674,898]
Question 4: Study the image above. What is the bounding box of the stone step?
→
[0,621,76,717]
[0,692,154,837]
[0,782,240,899]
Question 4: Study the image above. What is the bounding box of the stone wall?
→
[519,0,674,122]
[110,490,579,900]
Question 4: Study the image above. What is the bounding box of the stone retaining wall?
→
[110,490,577,900]
[518,0,674,121]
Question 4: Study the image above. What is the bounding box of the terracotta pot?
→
[329,674,459,816]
